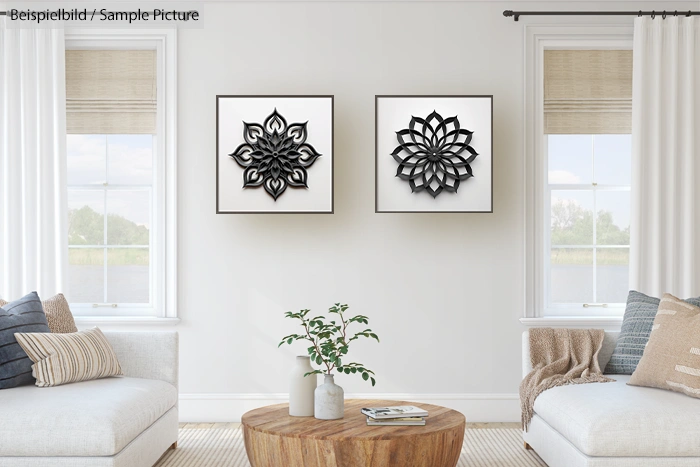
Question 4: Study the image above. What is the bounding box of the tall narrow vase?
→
[289,356,317,417]
[314,374,344,420]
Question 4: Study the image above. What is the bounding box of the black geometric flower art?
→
[229,109,322,201]
[392,110,478,198]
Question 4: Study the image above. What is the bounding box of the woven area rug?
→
[156,425,546,467]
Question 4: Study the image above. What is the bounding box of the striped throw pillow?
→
[0,292,51,389]
[629,294,700,399]
[14,327,123,387]
[0,293,77,334]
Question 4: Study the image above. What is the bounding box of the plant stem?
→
[339,308,348,343]
[303,319,331,374]
[329,308,348,374]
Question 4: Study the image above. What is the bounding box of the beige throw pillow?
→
[40,293,78,333]
[0,293,77,333]
[629,293,700,398]
[14,327,123,387]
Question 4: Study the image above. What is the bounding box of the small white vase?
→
[289,356,317,417]
[314,374,344,420]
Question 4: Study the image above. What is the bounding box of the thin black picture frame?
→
[374,95,494,213]
[216,95,335,214]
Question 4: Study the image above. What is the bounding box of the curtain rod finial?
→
[503,10,520,21]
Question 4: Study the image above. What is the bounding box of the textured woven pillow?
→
[14,327,123,387]
[0,292,51,389]
[0,293,77,334]
[629,294,700,398]
[604,291,700,374]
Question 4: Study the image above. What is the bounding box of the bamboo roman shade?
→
[66,50,156,134]
[544,50,632,134]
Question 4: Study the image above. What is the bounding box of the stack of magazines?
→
[361,406,428,426]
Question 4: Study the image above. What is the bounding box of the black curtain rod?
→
[504,10,700,22]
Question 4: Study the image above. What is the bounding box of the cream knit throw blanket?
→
[520,328,614,430]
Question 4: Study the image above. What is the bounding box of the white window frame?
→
[65,29,178,323]
[522,25,632,328]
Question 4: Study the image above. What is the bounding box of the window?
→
[65,31,177,319]
[67,134,154,308]
[547,134,631,311]
[541,49,632,314]
[542,50,632,315]
[523,26,634,321]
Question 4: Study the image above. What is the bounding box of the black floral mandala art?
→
[229,109,322,201]
[392,110,478,198]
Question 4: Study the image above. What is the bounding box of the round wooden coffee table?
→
[241,399,465,467]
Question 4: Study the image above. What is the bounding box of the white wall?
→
[107,0,696,422]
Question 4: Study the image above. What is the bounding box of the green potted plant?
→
[279,303,380,420]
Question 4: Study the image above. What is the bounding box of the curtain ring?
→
[687,11,692,17]
[662,11,667,19]
[651,11,655,19]
[638,10,642,17]
[674,10,678,17]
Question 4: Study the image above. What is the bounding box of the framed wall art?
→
[375,95,493,213]
[216,95,334,214]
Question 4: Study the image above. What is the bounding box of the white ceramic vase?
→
[314,374,344,420]
[289,356,317,417]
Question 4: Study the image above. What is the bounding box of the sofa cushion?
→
[533,375,700,457]
[0,293,78,334]
[16,327,123,387]
[605,291,700,375]
[38,293,78,333]
[0,376,177,456]
[629,294,700,399]
[0,292,51,390]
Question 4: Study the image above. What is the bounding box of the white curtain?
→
[0,20,68,300]
[630,17,700,297]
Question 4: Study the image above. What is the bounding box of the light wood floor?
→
[180,422,520,429]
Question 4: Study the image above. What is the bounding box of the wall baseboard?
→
[179,393,520,423]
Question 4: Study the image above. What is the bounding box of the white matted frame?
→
[522,25,632,328]
[65,28,178,321]
[375,95,493,213]
[216,95,334,214]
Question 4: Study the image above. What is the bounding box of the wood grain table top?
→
[241,399,466,441]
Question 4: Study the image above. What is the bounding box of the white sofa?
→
[0,331,179,467]
[522,331,700,467]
